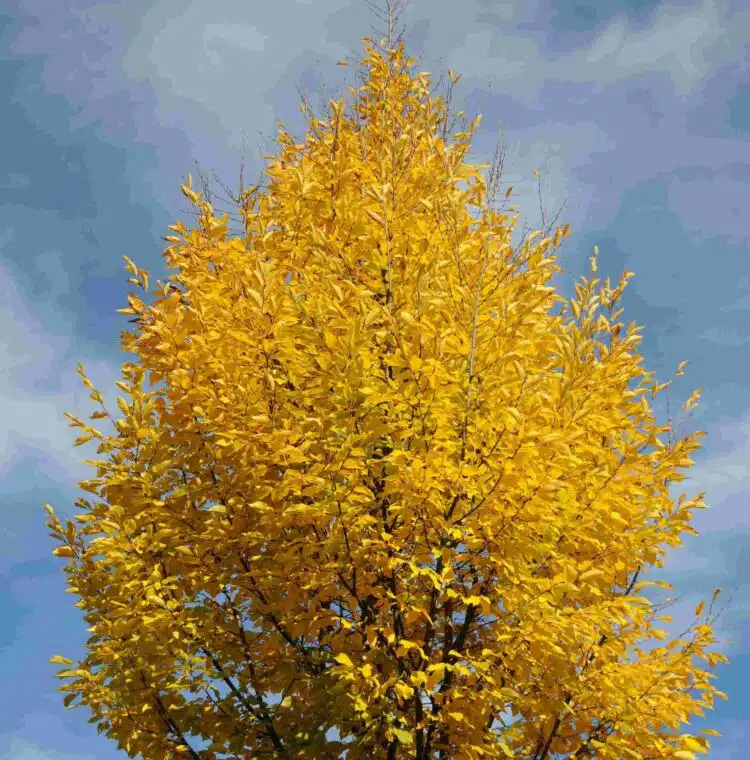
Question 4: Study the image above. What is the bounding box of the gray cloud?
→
[446,0,749,99]
[7,0,748,246]
[118,0,352,151]
[0,264,121,491]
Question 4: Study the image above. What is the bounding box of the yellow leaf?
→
[684,388,701,412]
[392,728,412,745]
[579,568,604,582]
[426,664,445,690]
[394,682,414,700]
[49,655,74,665]
[180,183,200,203]
[681,736,707,753]
[400,311,416,325]
[247,289,263,308]
[334,653,353,668]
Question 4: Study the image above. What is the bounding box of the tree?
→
[47,35,727,760]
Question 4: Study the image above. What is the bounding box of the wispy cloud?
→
[0,736,97,760]
[0,264,120,484]
[656,412,750,655]
[687,415,750,533]
[448,0,749,98]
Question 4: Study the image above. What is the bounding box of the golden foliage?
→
[47,38,726,759]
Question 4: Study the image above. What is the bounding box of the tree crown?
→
[47,38,725,760]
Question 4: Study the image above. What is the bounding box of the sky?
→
[1,0,748,756]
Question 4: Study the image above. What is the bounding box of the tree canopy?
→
[47,36,726,760]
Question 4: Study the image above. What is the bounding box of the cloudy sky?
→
[1,0,749,756]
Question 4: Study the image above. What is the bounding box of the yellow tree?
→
[47,36,727,760]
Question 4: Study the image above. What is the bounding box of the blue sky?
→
[1,0,749,757]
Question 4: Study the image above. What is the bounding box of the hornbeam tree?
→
[47,36,727,760]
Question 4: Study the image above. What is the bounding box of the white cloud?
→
[470,120,615,244]
[118,0,351,149]
[447,0,749,100]
[203,21,266,59]
[590,0,722,92]
[0,736,97,760]
[656,412,750,655]
[10,0,749,244]
[685,415,750,534]
[0,264,121,485]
